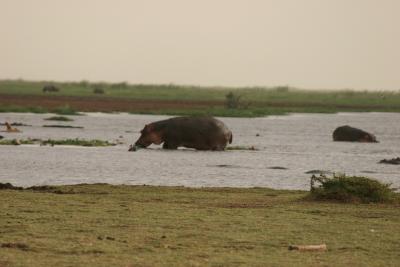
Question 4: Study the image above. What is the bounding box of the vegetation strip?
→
[1,80,400,117]
[42,125,84,129]
[0,138,115,147]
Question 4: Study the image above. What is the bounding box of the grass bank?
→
[0,138,115,147]
[1,80,400,117]
[0,184,399,266]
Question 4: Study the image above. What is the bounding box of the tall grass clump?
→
[309,174,396,203]
[225,92,250,109]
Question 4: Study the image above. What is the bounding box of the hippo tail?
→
[229,132,233,144]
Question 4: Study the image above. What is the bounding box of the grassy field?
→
[0,184,399,267]
[1,80,400,116]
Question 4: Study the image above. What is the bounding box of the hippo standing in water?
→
[130,116,232,151]
[332,125,378,142]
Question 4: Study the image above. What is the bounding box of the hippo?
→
[130,116,233,151]
[42,85,60,93]
[332,125,377,142]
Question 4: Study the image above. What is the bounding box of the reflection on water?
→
[0,112,399,190]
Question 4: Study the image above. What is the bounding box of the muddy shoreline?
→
[0,93,221,112]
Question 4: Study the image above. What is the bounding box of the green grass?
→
[0,184,399,266]
[1,79,400,117]
[0,138,115,147]
[40,139,114,146]
[0,139,35,145]
[0,105,48,114]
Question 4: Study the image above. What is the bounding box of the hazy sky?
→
[1,0,399,90]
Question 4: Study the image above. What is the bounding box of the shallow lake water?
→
[0,112,399,190]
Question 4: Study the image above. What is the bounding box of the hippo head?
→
[360,133,378,143]
[133,124,163,148]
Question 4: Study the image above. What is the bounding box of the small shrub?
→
[309,174,395,203]
[53,105,80,115]
[79,80,90,88]
[93,87,105,94]
[225,92,250,109]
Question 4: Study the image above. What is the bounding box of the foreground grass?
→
[0,184,399,266]
[1,80,400,116]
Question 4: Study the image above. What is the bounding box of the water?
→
[0,112,399,190]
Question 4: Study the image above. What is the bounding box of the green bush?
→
[225,92,251,109]
[309,174,396,203]
[225,92,241,109]
[53,105,80,115]
[93,87,105,94]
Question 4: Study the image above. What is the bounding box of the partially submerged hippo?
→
[130,116,232,151]
[332,125,377,142]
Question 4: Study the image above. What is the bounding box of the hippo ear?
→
[146,124,154,131]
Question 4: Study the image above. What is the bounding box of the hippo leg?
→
[163,142,179,150]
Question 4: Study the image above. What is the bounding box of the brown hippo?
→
[332,125,377,142]
[42,85,60,93]
[130,116,233,151]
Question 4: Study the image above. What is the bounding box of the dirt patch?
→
[0,94,222,112]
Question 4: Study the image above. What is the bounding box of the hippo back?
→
[163,116,232,150]
[333,125,377,142]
